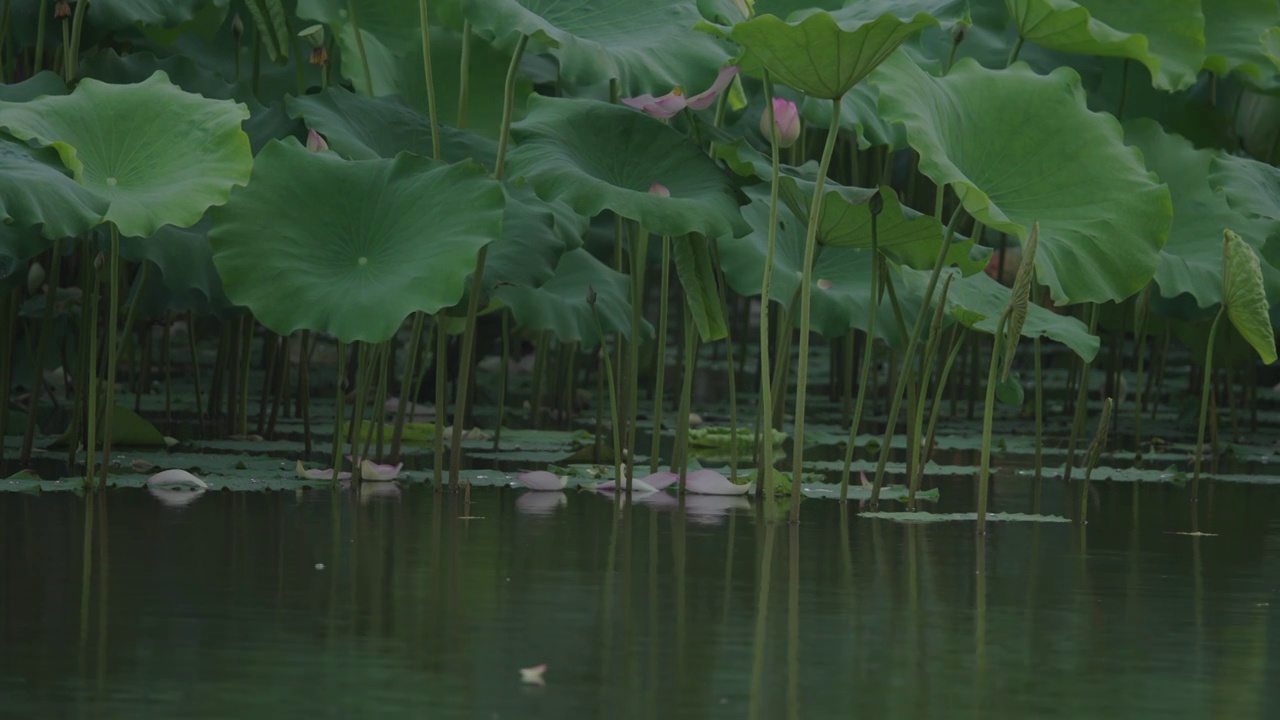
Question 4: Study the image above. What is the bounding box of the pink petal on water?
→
[685,66,739,111]
[518,470,568,491]
[359,459,403,481]
[685,469,752,496]
[638,471,679,490]
[295,460,350,481]
[593,476,659,493]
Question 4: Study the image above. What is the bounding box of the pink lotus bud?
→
[817,278,831,290]
[761,97,800,148]
[306,129,329,153]
[649,183,670,197]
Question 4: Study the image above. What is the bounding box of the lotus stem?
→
[787,95,842,523]
[1006,36,1024,67]
[839,213,879,501]
[433,316,447,489]
[977,311,1010,535]
[625,224,648,487]
[589,295,623,503]
[331,340,346,482]
[649,235,671,473]
[187,311,206,438]
[1033,336,1043,481]
[456,20,471,128]
[757,70,783,509]
[66,0,88,80]
[1193,306,1225,497]
[870,207,963,505]
[237,315,253,436]
[1063,304,1100,482]
[674,304,698,492]
[1080,397,1114,523]
[494,310,510,450]
[417,0,441,160]
[907,274,954,508]
[266,334,291,438]
[0,290,13,464]
[345,0,374,95]
[96,226,124,490]
[746,521,777,720]
[493,33,528,181]
[711,238,740,481]
[34,0,48,73]
[917,326,967,491]
[389,312,424,462]
[22,239,62,462]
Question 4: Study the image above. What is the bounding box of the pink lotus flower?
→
[761,97,800,148]
[621,66,739,119]
[296,460,350,481]
[518,470,569,491]
[306,128,329,153]
[649,183,671,197]
[684,468,752,496]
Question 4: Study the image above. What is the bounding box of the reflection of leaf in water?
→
[802,484,939,502]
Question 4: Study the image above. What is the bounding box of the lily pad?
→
[874,53,1171,306]
[860,511,1070,523]
[507,95,748,239]
[0,71,253,238]
[209,139,505,343]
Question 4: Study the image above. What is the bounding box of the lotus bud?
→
[761,97,800,148]
[298,24,325,48]
[310,45,329,66]
[27,261,45,295]
[869,188,885,216]
[231,13,244,40]
[648,183,670,197]
[817,278,831,291]
[54,0,71,19]
[306,129,329,153]
[93,252,104,271]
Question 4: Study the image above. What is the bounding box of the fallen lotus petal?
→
[146,469,209,490]
[296,460,350,481]
[621,66,738,119]
[520,663,548,686]
[359,459,403,481]
[638,471,679,490]
[684,469,752,496]
[518,470,569,491]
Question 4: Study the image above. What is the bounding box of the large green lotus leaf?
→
[0,134,108,239]
[714,139,985,274]
[491,248,638,348]
[80,50,297,153]
[286,87,497,165]
[88,0,218,30]
[1201,0,1280,86]
[286,88,582,290]
[119,216,229,306]
[508,95,747,239]
[1222,230,1277,364]
[209,139,505,343]
[1124,120,1280,310]
[297,0,465,52]
[1006,0,1205,91]
[463,0,729,93]
[801,73,904,149]
[874,54,1170,306]
[0,71,66,101]
[0,71,252,238]
[703,1,964,99]
[1210,152,1280,224]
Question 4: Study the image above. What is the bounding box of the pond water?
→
[2,478,1277,719]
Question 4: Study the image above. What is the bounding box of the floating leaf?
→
[0,71,253,237]
[875,54,1170,305]
[209,139,504,343]
[861,511,1070,523]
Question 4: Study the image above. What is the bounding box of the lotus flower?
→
[296,460,350,481]
[684,468,752,496]
[146,469,209,489]
[761,98,800,148]
[306,128,329,153]
[518,470,569,491]
[621,66,739,119]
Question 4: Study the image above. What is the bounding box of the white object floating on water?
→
[296,460,351,481]
[684,469,752,496]
[315,563,325,570]
[519,663,548,686]
[517,470,569,491]
[146,469,209,490]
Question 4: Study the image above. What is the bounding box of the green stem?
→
[1006,35,1024,67]
[916,327,967,493]
[346,0,374,94]
[494,310,510,450]
[591,304,623,500]
[456,20,471,128]
[433,316,447,490]
[788,96,843,523]
[97,226,123,490]
[1193,307,1225,496]
[112,263,150,369]
[649,235,671,473]
[1033,336,1043,482]
[625,224,648,486]
[1063,304,1100,483]
[976,311,1010,535]
[35,0,48,73]
[1132,286,1150,462]
[389,312,425,462]
[870,207,964,504]
[711,238,739,480]
[418,0,441,160]
[907,275,954,508]
[674,304,698,491]
[66,0,89,81]
[838,252,877,500]
[493,34,528,181]
[22,239,63,463]
[330,340,346,482]
[757,70,782,510]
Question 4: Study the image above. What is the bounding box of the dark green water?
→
[2,479,1278,719]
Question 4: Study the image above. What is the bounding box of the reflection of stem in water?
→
[78,492,95,668]
[786,524,800,720]
[95,494,110,689]
[721,511,737,624]
[647,508,659,708]
[597,489,621,712]
[620,504,636,707]
[672,502,688,689]
[747,522,777,720]
[974,534,987,716]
